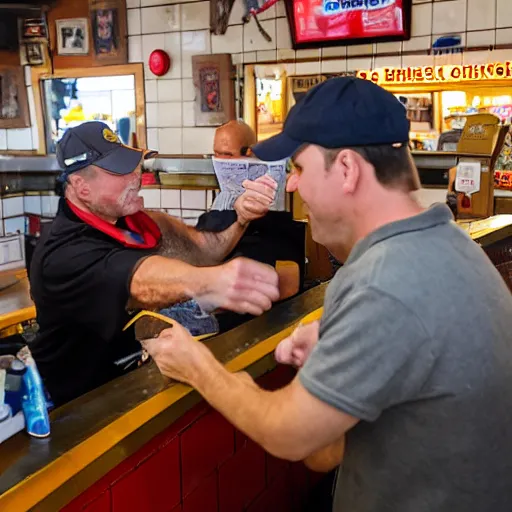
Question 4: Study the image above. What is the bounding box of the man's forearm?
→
[130,255,212,309]
[147,210,246,266]
[195,219,247,263]
[188,350,316,461]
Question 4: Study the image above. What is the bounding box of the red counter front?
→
[61,366,322,512]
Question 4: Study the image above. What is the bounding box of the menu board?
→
[286,0,411,48]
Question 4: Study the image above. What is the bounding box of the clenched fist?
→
[194,257,280,316]
[234,174,277,225]
[275,320,320,368]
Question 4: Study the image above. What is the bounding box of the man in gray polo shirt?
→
[144,77,512,511]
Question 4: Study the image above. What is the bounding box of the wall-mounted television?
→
[285,0,412,50]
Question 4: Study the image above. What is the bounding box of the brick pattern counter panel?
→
[61,366,324,512]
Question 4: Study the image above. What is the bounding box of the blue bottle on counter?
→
[21,359,50,438]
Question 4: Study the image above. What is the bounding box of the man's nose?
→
[286,173,299,193]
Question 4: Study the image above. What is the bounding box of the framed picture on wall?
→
[56,18,90,55]
[0,66,30,129]
[25,43,45,66]
[89,0,128,65]
[284,0,412,50]
[192,54,236,127]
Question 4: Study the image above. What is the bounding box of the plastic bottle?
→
[21,355,50,438]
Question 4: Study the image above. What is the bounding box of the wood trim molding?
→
[31,63,147,155]
[243,65,256,134]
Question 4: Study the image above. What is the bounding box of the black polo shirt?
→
[29,200,157,406]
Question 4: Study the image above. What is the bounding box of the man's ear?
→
[333,149,361,196]
[68,174,91,199]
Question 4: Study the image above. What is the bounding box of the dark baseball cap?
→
[56,121,157,177]
[252,77,410,161]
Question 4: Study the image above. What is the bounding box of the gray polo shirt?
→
[300,204,512,512]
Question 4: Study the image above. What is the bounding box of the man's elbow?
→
[129,282,161,309]
[260,433,313,462]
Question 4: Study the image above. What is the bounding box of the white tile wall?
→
[412,2,433,36]
[6,129,32,151]
[211,25,244,54]
[182,101,195,127]
[145,79,157,102]
[244,19,276,52]
[158,127,183,154]
[497,28,512,45]
[497,0,512,28]
[206,190,214,208]
[41,195,59,217]
[127,7,141,35]
[158,102,182,127]
[4,217,25,236]
[141,5,180,34]
[139,189,161,208]
[181,189,206,209]
[181,78,195,102]
[128,35,142,62]
[433,0,467,35]
[468,0,496,31]
[147,127,159,151]
[24,196,42,215]
[157,80,182,102]
[163,32,182,79]
[182,127,215,154]
[182,31,211,78]
[146,102,158,128]
[467,30,496,47]
[181,2,210,31]
[3,197,24,218]
[321,59,347,73]
[161,189,181,208]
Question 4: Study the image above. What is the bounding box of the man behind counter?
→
[29,122,279,406]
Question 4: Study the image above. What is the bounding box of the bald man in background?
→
[210,120,258,211]
[197,120,305,332]
[214,120,256,159]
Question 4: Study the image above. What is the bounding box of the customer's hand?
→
[275,321,320,368]
[142,323,208,384]
[195,257,280,316]
[234,174,277,225]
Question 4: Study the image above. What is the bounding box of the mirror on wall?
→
[42,74,136,153]
[32,64,146,155]
[255,74,287,143]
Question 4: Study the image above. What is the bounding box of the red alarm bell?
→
[149,49,171,77]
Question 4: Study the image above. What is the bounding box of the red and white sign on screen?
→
[286,0,411,49]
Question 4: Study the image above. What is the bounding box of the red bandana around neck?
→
[66,199,161,249]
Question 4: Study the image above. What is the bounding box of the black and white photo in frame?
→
[56,18,89,55]
[25,43,44,65]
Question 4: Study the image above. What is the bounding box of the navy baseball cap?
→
[252,77,410,161]
[56,121,157,177]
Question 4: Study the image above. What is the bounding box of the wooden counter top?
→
[0,284,327,512]
[458,215,512,247]
[0,269,35,333]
